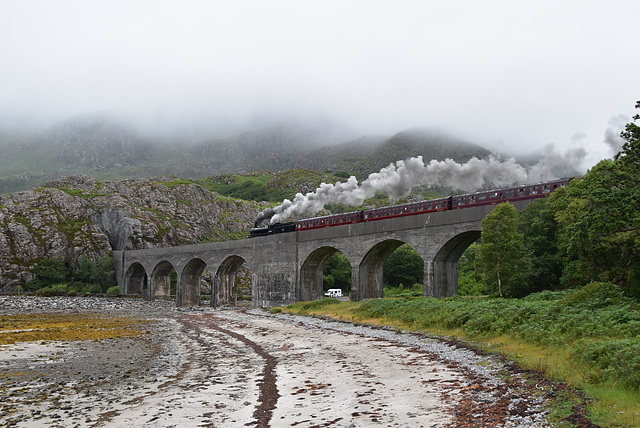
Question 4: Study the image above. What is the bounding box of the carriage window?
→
[478,194,487,200]
[543,185,550,193]
[518,188,525,196]
[530,187,538,195]
[375,210,379,218]
[506,190,514,198]
[469,195,475,204]
[458,198,465,206]
[490,192,498,198]
[435,201,441,208]
[346,215,351,221]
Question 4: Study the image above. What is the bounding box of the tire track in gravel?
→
[177,314,279,428]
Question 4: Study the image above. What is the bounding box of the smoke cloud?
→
[257,155,536,225]
[255,149,590,226]
[603,115,628,155]
[525,144,587,183]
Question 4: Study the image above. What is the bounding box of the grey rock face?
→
[0,175,264,292]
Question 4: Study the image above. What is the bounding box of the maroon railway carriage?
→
[295,211,363,231]
[450,178,571,209]
[361,196,451,222]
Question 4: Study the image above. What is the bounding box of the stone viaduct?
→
[113,200,532,308]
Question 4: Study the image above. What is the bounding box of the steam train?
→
[249,177,571,238]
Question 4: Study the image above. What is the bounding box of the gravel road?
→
[0,297,552,427]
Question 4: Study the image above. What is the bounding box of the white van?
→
[324,289,343,298]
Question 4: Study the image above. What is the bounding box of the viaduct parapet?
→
[114,200,531,308]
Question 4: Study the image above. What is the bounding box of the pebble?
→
[0,295,178,317]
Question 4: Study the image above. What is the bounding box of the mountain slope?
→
[0,116,494,193]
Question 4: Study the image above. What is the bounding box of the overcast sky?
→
[1,0,638,167]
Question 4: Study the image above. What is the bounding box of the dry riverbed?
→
[0,297,552,427]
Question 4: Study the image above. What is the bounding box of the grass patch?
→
[281,285,640,427]
[284,297,342,314]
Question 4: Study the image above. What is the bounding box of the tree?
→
[616,100,640,171]
[475,203,531,297]
[323,252,351,291]
[383,245,424,288]
[28,257,68,290]
[519,198,564,292]
[72,254,116,293]
[457,242,486,295]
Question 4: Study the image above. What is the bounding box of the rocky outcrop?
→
[0,175,264,291]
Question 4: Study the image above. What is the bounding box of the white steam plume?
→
[526,144,587,183]
[603,114,628,155]
[256,155,533,225]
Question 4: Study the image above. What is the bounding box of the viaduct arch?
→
[114,200,532,308]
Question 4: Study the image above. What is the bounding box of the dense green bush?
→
[383,283,423,298]
[383,245,423,288]
[34,283,68,296]
[457,243,485,295]
[28,257,68,290]
[72,254,116,293]
[26,255,117,295]
[571,337,640,389]
[106,286,121,295]
[323,252,351,291]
